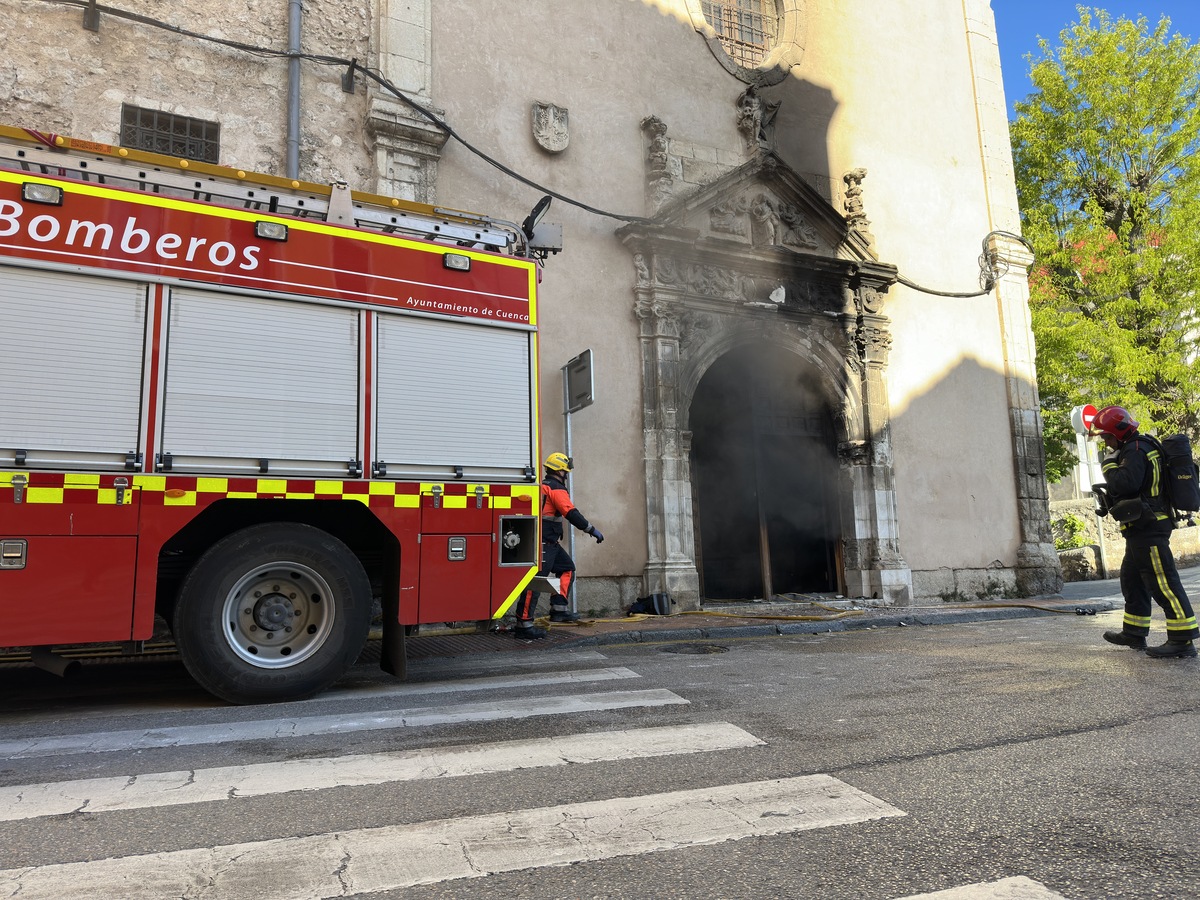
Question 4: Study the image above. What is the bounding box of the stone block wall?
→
[1050,498,1200,581]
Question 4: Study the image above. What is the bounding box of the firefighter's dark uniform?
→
[514,471,599,625]
[1102,436,1199,643]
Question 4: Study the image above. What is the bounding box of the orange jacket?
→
[540,476,591,543]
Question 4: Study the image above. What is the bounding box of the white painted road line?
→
[0,652,619,729]
[317,664,641,701]
[0,723,763,821]
[407,649,609,677]
[0,689,689,759]
[0,775,905,899]
[897,876,1070,899]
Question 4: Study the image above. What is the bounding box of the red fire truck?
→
[0,125,549,704]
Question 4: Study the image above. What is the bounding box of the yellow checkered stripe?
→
[0,472,135,505]
[1,473,538,509]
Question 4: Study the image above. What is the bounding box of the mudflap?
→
[379,597,407,680]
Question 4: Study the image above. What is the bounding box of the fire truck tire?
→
[173,523,372,704]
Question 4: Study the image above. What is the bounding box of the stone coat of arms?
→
[532,101,569,153]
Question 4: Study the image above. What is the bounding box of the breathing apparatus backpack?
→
[627,592,675,616]
[1143,433,1200,521]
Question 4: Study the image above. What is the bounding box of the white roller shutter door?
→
[162,289,358,470]
[0,265,145,468]
[376,315,533,474]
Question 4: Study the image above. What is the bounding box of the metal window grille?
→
[701,0,779,69]
[119,105,221,164]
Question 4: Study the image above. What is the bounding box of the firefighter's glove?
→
[588,526,605,544]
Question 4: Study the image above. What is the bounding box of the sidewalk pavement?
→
[542,593,1121,648]
[519,564,1200,654]
[405,591,1123,661]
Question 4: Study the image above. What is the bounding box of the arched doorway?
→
[690,345,841,600]
[619,147,913,607]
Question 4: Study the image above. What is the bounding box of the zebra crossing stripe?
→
[896,876,1069,899]
[1,656,620,729]
[0,775,904,899]
[0,723,763,821]
[0,689,689,760]
[319,664,642,702]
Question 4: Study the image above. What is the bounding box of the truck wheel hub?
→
[253,594,295,631]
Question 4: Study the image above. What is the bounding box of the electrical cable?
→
[895,229,1035,298]
[32,0,652,225]
[31,0,1034,289]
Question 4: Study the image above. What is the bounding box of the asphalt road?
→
[0,572,1197,899]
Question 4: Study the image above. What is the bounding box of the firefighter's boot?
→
[1103,630,1147,650]
[513,620,547,640]
[549,607,581,623]
[1145,639,1197,659]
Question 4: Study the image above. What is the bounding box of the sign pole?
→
[1088,439,1110,579]
[562,373,576,614]
[561,350,595,616]
[1070,405,1108,579]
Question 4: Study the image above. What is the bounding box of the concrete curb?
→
[557,600,1121,648]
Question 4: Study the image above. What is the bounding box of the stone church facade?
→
[0,0,1062,608]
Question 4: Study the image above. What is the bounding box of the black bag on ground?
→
[627,592,675,616]
[1144,434,1200,516]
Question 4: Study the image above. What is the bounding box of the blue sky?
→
[992,2,1200,116]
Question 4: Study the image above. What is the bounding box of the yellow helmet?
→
[544,452,572,472]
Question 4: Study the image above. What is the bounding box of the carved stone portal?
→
[618,150,912,608]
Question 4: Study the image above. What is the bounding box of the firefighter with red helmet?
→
[512,452,606,639]
[1091,405,1198,658]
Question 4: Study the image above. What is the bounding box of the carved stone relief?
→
[706,191,820,250]
[736,85,781,151]
[856,284,884,315]
[640,115,673,209]
[531,101,569,153]
[843,168,876,249]
[710,196,750,236]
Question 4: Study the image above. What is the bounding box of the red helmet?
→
[1090,405,1139,442]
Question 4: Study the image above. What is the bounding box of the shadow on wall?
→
[887,354,1056,600]
[759,74,840,201]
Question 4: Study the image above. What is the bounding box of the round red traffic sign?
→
[1070,404,1098,435]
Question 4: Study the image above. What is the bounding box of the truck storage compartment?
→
[160,288,359,475]
[374,314,535,480]
[0,265,146,471]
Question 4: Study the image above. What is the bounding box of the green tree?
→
[1012,7,1200,481]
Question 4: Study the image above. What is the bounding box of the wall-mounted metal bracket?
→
[83,0,100,31]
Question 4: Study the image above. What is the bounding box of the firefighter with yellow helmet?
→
[513,452,606,639]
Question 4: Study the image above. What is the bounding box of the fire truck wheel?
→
[173,523,372,704]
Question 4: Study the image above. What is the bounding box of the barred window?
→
[701,0,779,69]
[120,105,220,164]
